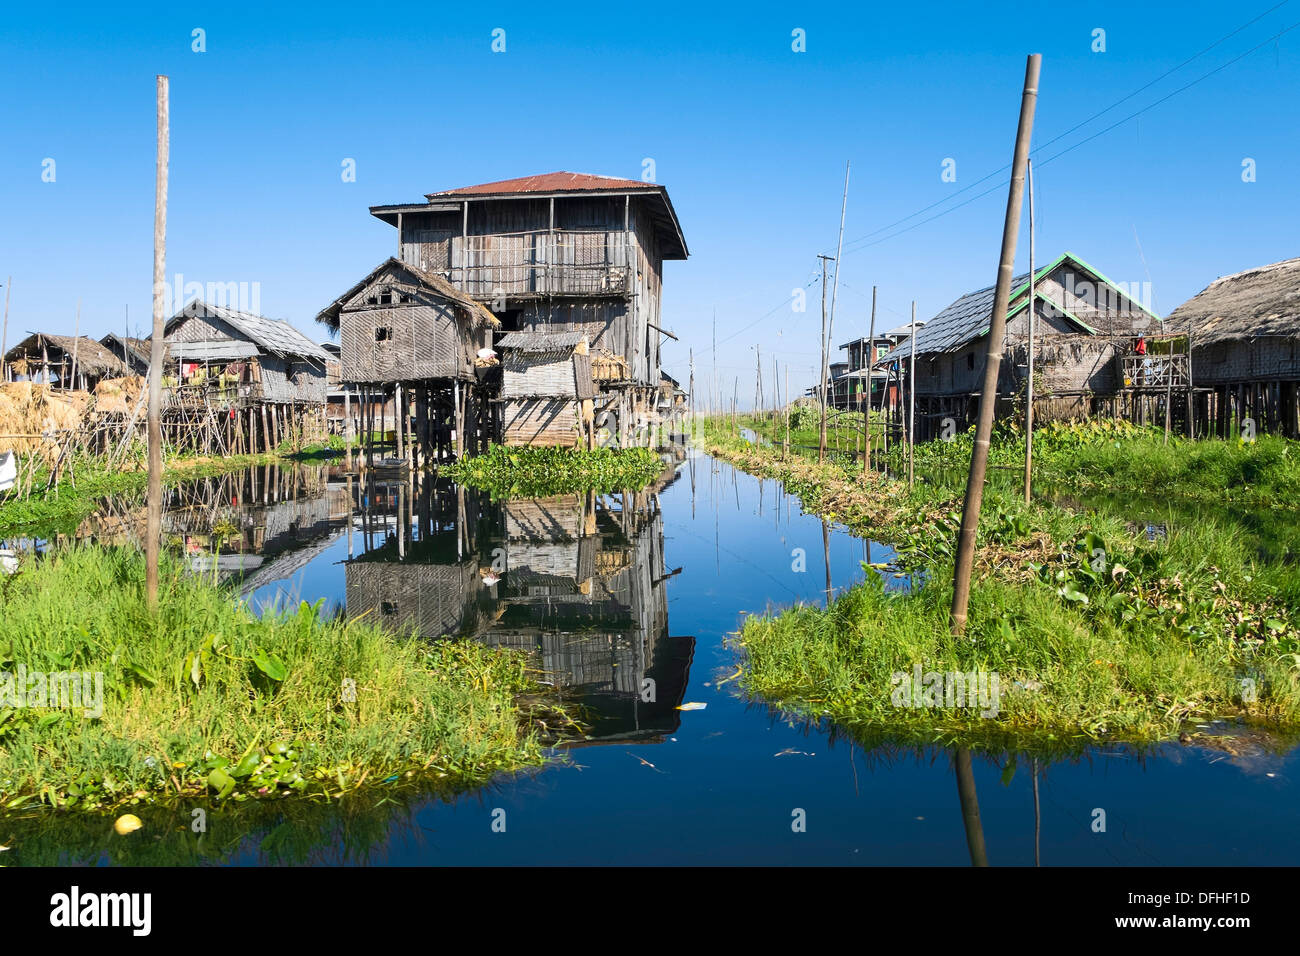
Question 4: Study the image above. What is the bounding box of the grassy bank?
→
[698,418,1300,746]
[443,445,664,498]
[0,546,545,813]
[0,433,357,538]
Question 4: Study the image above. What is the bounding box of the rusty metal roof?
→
[427,171,658,198]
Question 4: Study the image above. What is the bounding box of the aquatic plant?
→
[0,545,546,812]
[444,445,664,498]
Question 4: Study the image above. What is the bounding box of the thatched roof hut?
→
[1166,256,1300,345]
[3,333,127,389]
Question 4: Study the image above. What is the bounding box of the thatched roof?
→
[5,333,127,377]
[314,257,500,333]
[1164,256,1300,344]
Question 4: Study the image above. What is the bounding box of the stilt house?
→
[876,252,1159,440]
[1165,256,1300,437]
[367,171,689,447]
[498,331,596,447]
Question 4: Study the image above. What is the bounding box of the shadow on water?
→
[6,448,1300,865]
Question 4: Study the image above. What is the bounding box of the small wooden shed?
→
[498,330,596,447]
[316,257,499,384]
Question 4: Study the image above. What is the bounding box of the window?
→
[375,327,392,343]
[966,352,975,370]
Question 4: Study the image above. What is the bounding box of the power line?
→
[841,2,1295,254]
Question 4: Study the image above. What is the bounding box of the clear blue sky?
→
[2,1,1297,404]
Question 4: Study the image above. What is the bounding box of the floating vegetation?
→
[444,445,664,499]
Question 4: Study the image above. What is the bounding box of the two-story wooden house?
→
[361,171,689,449]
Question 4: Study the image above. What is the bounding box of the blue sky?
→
[2,1,1297,403]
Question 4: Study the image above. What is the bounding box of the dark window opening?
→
[375,327,392,343]
[966,353,975,370]
[381,601,397,615]
[399,292,413,304]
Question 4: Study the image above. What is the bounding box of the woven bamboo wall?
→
[340,303,470,382]
[502,398,580,446]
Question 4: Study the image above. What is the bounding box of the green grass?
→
[0,546,545,813]
[697,417,1300,748]
[443,444,665,498]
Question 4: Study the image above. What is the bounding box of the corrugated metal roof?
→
[497,331,587,351]
[427,171,657,197]
[906,274,1029,358]
[172,301,331,364]
[169,340,261,361]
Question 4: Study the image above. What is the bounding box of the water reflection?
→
[342,470,695,744]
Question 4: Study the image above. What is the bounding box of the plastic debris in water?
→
[113,814,143,835]
[676,702,707,711]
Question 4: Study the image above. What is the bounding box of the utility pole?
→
[908,300,916,487]
[864,285,877,473]
[784,364,790,457]
[950,53,1041,638]
[146,74,170,608]
[71,299,81,390]
[1023,157,1037,504]
[817,254,833,461]
[755,344,762,419]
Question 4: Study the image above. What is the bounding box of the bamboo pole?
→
[817,254,831,461]
[908,300,916,487]
[864,285,877,473]
[146,74,169,608]
[1023,157,1036,503]
[950,53,1040,638]
[955,748,989,866]
[1,276,11,382]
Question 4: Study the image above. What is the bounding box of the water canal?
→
[7,449,1299,865]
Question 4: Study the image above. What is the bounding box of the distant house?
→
[3,333,126,390]
[99,333,151,377]
[497,331,596,447]
[1165,255,1300,437]
[876,252,1158,440]
[836,322,920,411]
[163,299,332,406]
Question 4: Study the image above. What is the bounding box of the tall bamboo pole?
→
[950,54,1041,637]
[955,748,989,866]
[1,277,11,382]
[146,74,170,608]
[908,300,916,487]
[864,285,876,473]
[817,254,832,461]
[1023,158,1036,503]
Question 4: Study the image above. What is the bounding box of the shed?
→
[3,333,127,390]
[163,299,332,405]
[316,257,499,384]
[498,330,595,447]
[99,333,152,377]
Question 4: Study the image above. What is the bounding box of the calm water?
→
[10,450,1299,865]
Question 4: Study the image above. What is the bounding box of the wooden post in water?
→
[784,364,790,458]
[950,53,1040,637]
[1023,158,1036,504]
[145,74,169,608]
[955,748,989,866]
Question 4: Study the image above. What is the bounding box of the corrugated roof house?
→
[876,252,1158,436]
[163,299,332,404]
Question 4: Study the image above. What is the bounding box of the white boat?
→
[0,451,16,493]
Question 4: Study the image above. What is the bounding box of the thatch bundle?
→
[92,375,146,416]
[0,383,88,457]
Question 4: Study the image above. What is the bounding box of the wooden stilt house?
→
[876,252,1160,440]
[316,257,501,465]
[1165,255,1300,438]
[3,333,126,390]
[368,171,689,447]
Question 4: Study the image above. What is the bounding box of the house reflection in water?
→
[345,468,694,745]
